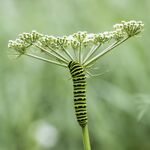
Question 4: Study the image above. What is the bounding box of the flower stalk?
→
[82,125,91,150]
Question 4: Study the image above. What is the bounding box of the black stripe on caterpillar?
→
[68,61,88,127]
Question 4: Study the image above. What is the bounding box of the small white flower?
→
[8,20,144,68]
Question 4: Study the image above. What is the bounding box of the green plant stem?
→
[25,53,67,67]
[82,125,91,150]
[84,37,130,68]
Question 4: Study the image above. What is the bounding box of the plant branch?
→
[83,43,101,64]
[25,53,67,67]
[78,43,82,63]
[84,37,130,68]
[34,44,68,64]
[58,42,74,61]
[82,125,91,150]
[46,45,69,63]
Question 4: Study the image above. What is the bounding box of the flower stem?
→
[82,125,91,150]
[84,37,130,68]
[25,53,67,67]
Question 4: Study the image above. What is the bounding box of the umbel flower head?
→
[8,20,144,72]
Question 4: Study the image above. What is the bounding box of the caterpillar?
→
[68,61,88,127]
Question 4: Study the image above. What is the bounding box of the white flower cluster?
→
[8,30,42,54]
[39,35,58,49]
[8,20,144,55]
[19,30,43,43]
[113,20,144,37]
[8,39,27,54]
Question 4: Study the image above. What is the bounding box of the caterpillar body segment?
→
[68,61,88,127]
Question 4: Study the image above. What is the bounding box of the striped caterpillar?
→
[68,61,88,127]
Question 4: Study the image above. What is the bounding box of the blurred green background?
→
[0,0,150,150]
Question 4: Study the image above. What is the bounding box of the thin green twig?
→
[25,53,67,67]
[46,45,69,63]
[82,125,91,150]
[83,43,101,64]
[78,43,82,63]
[34,44,68,64]
[58,42,74,61]
[84,37,130,68]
